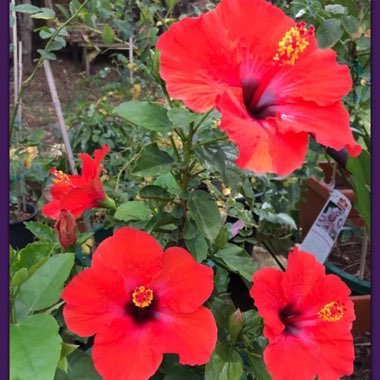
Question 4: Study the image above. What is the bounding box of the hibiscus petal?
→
[271,46,352,106]
[93,318,163,380]
[59,187,103,218]
[157,0,293,113]
[218,90,309,175]
[79,144,110,180]
[155,307,217,365]
[275,101,362,156]
[91,227,163,282]
[62,266,127,336]
[152,247,214,313]
[250,267,287,341]
[264,335,317,380]
[314,320,354,379]
[41,199,62,219]
[282,249,326,307]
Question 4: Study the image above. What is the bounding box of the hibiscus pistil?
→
[50,168,71,185]
[273,22,314,66]
[317,301,346,322]
[132,286,154,308]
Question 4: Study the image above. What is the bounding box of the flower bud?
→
[55,210,77,249]
[228,309,244,340]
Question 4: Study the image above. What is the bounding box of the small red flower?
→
[62,227,217,380]
[42,145,110,219]
[54,209,77,249]
[250,247,355,380]
[157,0,361,175]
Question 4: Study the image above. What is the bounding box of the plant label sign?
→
[299,189,352,263]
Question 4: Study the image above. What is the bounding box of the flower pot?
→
[9,203,38,249]
[351,294,371,334]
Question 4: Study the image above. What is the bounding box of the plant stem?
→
[10,0,90,138]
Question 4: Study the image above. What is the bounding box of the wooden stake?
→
[43,60,78,175]
[129,36,134,84]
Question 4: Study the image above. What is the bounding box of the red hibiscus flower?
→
[42,145,110,219]
[62,227,217,380]
[250,247,355,380]
[157,0,361,175]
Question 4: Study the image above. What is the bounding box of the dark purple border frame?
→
[1,0,9,378]
[371,1,378,379]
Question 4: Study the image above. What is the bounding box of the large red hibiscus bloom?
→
[62,227,217,380]
[157,0,361,175]
[42,144,110,219]
[250,247,355,380]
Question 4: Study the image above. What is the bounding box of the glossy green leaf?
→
[342,15,359,35]
[185,233,209,262]
[10,314,62,380]
[14,4,41,13]
[215,244,257,281]
[140,185,173,201]
[132,144,174,176]
[24,221,56,242]
[347,150,371,233]
[316,19,343,48]
[113,101,173,132]
[102,24,114,44]
[114,201,151,222]
[167,108,197,128]
[205,343,244,380]
[19,253,74,312]
[188,190,222,241]
[54,351,102,380]
[31,7,56,19]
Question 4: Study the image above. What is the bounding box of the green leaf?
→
[188,190,222,241]
[356,36,370,51]
[154,173,182,196]
[145,212,176,233]
[185,234,209,262]
[19,253,75,312]
[57,342,78,372]
[347,150,371,233]
[215,244,257,281]
[140,185,173,201]
[55,4,71,19]
[14,4,41,13]
[24,221,56,242]
[11,268,29,288]
[205,343,244,380]
[113,101,173,132]
[114,201,151,222]
[11,242,56,276]
[31,7,56,19]
[10,314,62,380]
[54,351,102,380]
[248,353,272,380]
[316,19,343,48]
[37,48,57,60]
[102,24,114,44]
[342,15,359,35]
[167,108,197,128]
[132,144,174,176]
[214,266,230,293]
[242,310,263,339]
[325,4,347,14]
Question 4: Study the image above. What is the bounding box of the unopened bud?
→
[228,309,244,340]
[55,210,77,249]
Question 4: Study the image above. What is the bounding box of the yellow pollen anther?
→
[51,169,70,185]
[273,22,313,66]
[317,301,345,322]
[132,286,154,308]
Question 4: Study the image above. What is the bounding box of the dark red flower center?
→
[242,79,277,120]
[126,285,157,324]
[279,301,345,335]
